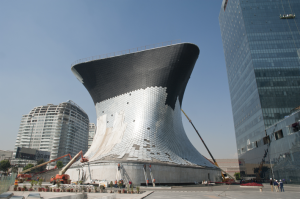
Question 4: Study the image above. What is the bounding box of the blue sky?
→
[0,0,237,159]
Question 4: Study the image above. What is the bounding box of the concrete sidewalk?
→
[140,184,300,192]
[146,191,300,199]
[9,191,152,199]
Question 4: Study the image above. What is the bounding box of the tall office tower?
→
[219,0,300,180]
[67,42,221,184]
[88,123,96,149]
[12,100,89,166]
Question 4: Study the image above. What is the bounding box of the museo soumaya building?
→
[66,42,221,184]
[219,0,300,182]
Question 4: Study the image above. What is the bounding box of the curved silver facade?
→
[85,87,214,167]
[68,43,220,183]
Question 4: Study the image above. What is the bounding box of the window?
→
[263,135,270,145]
[274,130,283,140]
[291,122,299,132]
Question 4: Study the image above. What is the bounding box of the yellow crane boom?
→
[59,151,83,175]
[181,109,235,181]
[20,153,72,174]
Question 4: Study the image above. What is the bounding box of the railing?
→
[71,39,181,67]
[0,173,17,194]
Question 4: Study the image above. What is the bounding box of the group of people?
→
[270,178,284,192]
[114,179,133,188]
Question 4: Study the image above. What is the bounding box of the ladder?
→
[87,162,92,182]
[121,165,131,185]
[149,165,155,187]
[142,164,148,186]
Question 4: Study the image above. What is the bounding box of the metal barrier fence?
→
[71,39,181,67]
[0,173,17,194]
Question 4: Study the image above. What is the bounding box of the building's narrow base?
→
[66,162,221,185]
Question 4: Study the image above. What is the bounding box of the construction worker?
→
[143,164,146,171]
[149,164,152,171]
[14,177,18,186]
[114,180,117,188]
[146,178,149,186]
[118,163,120,171]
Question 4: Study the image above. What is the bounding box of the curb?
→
[140,191,153,199]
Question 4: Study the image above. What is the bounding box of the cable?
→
[287,0,300,37]
[280,0,298,49]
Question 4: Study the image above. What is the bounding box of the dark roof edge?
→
[71,42,199,69]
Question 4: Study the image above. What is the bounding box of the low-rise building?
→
[0,150,13,162]
[209,159,240,178]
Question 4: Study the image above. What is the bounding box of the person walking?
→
[270,178,273,192]
[274,180,279,192]
[279,180,284,192]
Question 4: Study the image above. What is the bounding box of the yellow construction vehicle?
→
[17,153,72,182]
[50,150,88,184]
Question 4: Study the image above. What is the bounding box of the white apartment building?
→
[12,100,89,167]
[88,123,96,149]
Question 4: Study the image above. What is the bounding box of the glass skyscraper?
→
[219,0,300,182]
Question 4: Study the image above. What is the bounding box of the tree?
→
[11,166,18,173]
[0,160,11,174]
[56,161,64,169]
[234,172,241,180]
[23,164,34,172]
[35,159,46,172]
[109,181,113,191]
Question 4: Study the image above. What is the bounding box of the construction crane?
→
[17,153,72,182]
[181,109,235,182]
[50,150,88,184]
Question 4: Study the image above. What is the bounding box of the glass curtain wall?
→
[219,0,300,182]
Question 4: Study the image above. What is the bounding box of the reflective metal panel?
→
[84,87,215,167]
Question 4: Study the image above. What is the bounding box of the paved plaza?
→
[142,184,300,199]
[145,191,299,199]
[6,184,300,199]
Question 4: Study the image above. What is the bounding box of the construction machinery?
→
[17,153,72,182]
[181,109,235,182]
[50,150,88,184]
